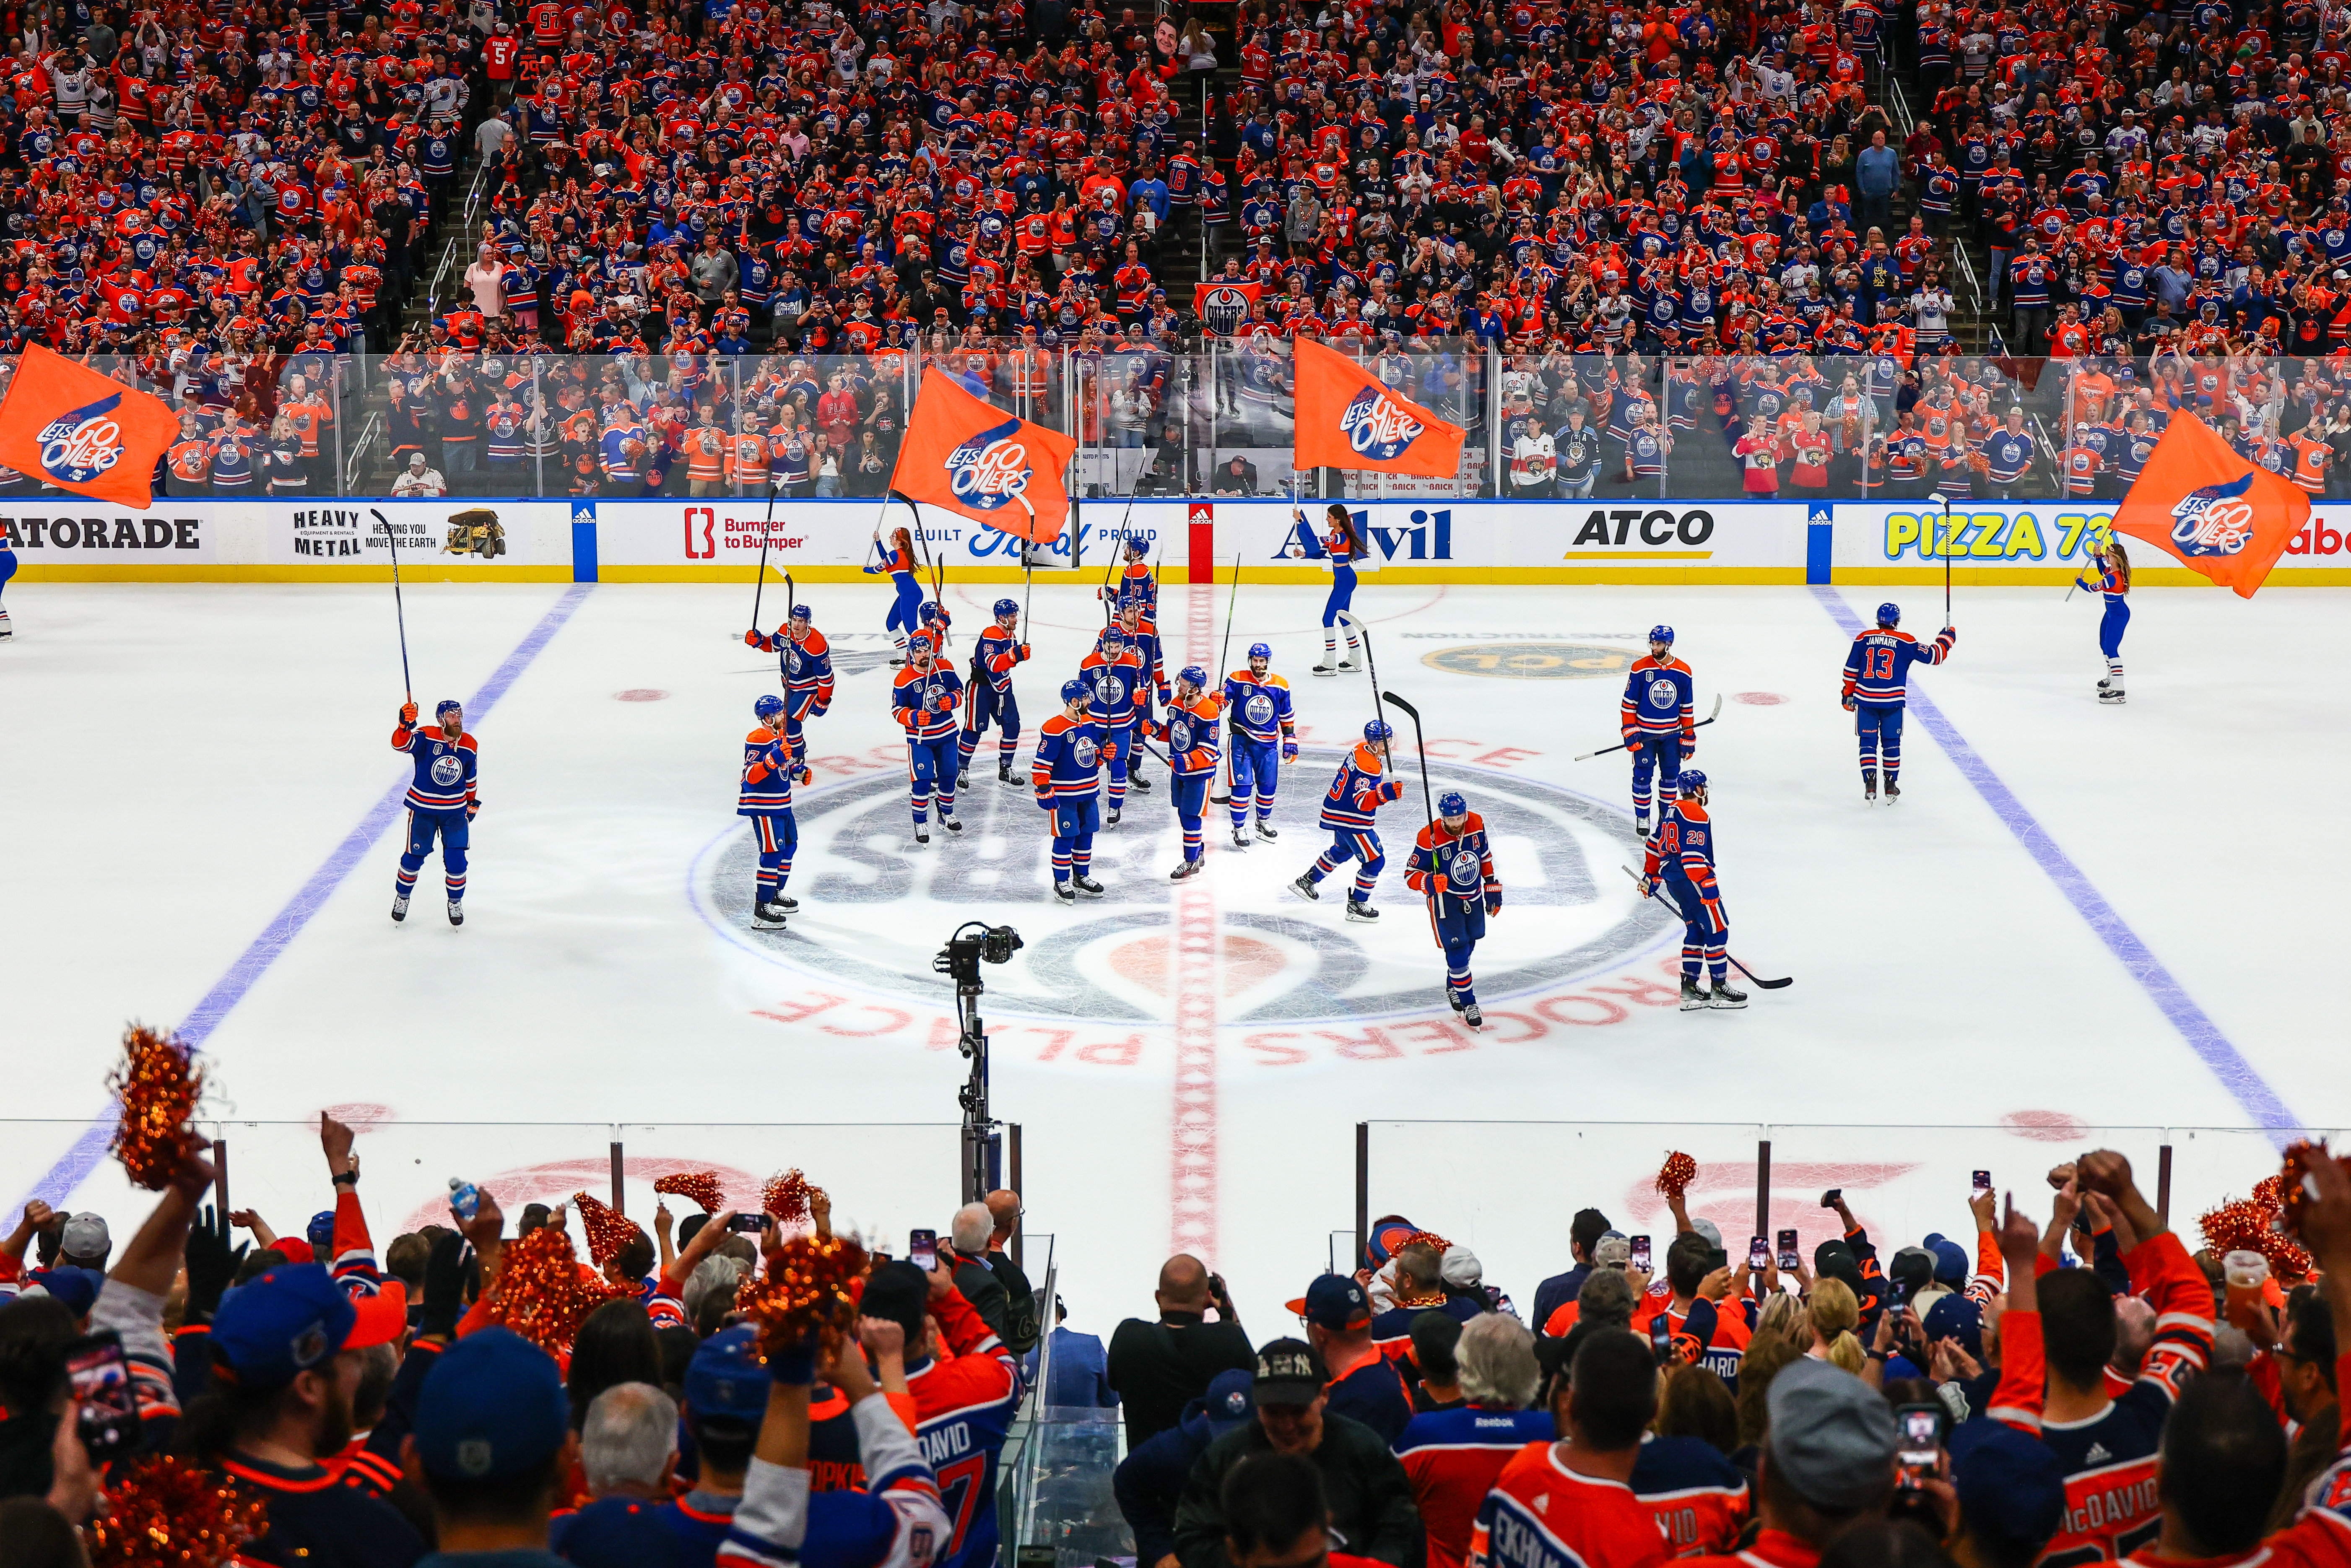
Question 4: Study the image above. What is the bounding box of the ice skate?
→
[447,899,465,927]
[1345,899,1379,922]
[1462,1003,1483,1029]
[1679,977,1707,1011]
[2099,689,2126,704]
[1706,979,1748,1010]
[1071,875,1104,896]
[1254,820,1278,840]
[754,901,790,924]
[940,814,963,833]
[1169,859,1203,880]
[1290,873,1320,901]
[391,896,409,922]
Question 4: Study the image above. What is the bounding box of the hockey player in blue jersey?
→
[1104,533,1158,619]
[960,598,1031,784]
[1291,720,1406,921]
[892,631,964,844]
[1404,792,1503,1028]
[1034,678,1121,902]
[1620,624,1696,839]
[1115,600,1165,794]
[1078,623,1146,826]
[390,698,479,926]
[1146,665,1224,880]
[1221,642,1298,848]
[1839,602,1956,802]
[742,694,798,925]
[745,604,835,781]
[1639,770,1744,1011]
[1305,501,1367,675]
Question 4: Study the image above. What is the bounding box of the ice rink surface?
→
[3,574,2344,1323]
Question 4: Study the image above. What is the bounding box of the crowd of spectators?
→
[11,1111,2351,1568]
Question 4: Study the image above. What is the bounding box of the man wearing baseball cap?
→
[192,1262,422,1567]
[1172,1338,1421,1568]
[1285,1274,1412,1445]
[1676,1355,1898,1566]
[404,1327,574,1565]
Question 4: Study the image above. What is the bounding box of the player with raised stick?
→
[1839,602,1956,803]
[1034,678,1122,902]
[892,630,964,844]
[390,698,479,926]
[961,598,1031,785]
[740,694,798,925]
[745,601,833,783]
[1146,665,1225,880]
[1405,791,1504,1029]
[1290,719,1406,922]
[1115,599,1165,794]
[1221,642,1297,848]
[1078,622,1147,826]
[1638,771,1743,1011]
[1620,624,1696,841]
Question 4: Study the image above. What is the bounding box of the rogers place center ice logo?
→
[2170,472,2256,556]
[944,417,1031,511]
[38,393,128,484]
[1338,385,1426,462]
[691,755,1672,1025]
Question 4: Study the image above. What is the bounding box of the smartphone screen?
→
[1896,1403,1945,1483]
[1973,1169,1992,1192]
[727,1212,767,1233]
[909,1228,938,1272]
[1776,1229,1800,1271]
[1748,1235,1770,1271]
[1629,1234,1651,1272]
[65,1331,138,1462]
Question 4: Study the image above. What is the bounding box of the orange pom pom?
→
[485,1226,632,1355]
[2199,1197,2270,1257]
[2279,1140,2351,1241]
[764,1168,820,1224]
[572,1191,639,1269]
[1397,1229,1452,1255]
[84,1454,267,1568]
[655,1171,728,1213]
[108,1024,206,1192]
[1655,1151,1698,1200]
[735,1233,871,1357]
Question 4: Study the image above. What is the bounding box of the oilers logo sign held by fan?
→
[891,366,1075,544]
[944,418,1032,510]
[0,343,181,509]
[2166,473,2257,556]
[2111,410,2308,598]
[1193,281,1263,337]
[1338,384,1427,463]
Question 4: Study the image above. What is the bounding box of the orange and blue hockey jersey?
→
[865,543,918,588]
[1621,654,1695,740]
[718,1391,949,1568]
[1222,668,1297,746]
[1032,712,1119,800]
[970,625,1025,692]
[1149,693,1224,777]
[392,719,478,812]
[1983,1230,2214,1565]
[1406,813,1500,909]
[899,1285,1022,1568]
[1079,643,1146,728]
[1114,557,1158,617]
[740,724,794,813]
[894,660,964,740]
[1630,1433,1749,1558]
[1396,1405,1558,1568]
[1469,1440,1673,1568]
[2083,559,2129,602]
[748,624,836,708]
[1840,625,1954,706]
[1320,742,1405,831]
[1642,798,1719,900]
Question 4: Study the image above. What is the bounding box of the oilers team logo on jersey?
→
[943,417,1031,511]
[1072,735,1099,768]
[1092,670,1122,706]
[785,646,802,676]
[1171,717,1194,751]
[1246,692,1274,725]
[1338,384,1427,462]
[36,392,128,483]
[2169,472,2257,556]
[1648,677,1677,707]
[430,753,464,788]
[1447,847,1481,891]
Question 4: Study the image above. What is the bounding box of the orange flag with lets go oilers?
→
[0,343,181,509]
[889,366,1076,545]
[1291,337,1466,478]
[2109,411,2309,599]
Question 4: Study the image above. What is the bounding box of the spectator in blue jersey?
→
[1856,130,1901,236]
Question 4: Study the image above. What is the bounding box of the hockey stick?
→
[1618,865,1794,989]
[1210,548,1242,804]
[1099,492,1135,623]
[747,476,779,636]
[371,509,413,704]
[1336,608,1382,723]
[1382,692,1436,827]
[1574,693,1722,761]
[1929,488,1954,621]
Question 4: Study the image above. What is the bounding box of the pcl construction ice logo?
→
[1338,385,1426,462]
[943,417,1031,511]
[2169,473,2256,556]
[37,392,127,484]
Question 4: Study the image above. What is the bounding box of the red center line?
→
[1169,578,1219,1258]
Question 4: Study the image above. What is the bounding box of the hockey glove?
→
[1623,735,1643,753]
[1485,892,1503,916]
[1017,643,1031,662]
[1281,742,1299,763]
[1681,738,1695,761]
[400,701,418,725]
[1841,695,1857,712]
[466,799,481,820]
[744,629,763,647]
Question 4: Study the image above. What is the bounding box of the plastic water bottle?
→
[448,1178,480,1221]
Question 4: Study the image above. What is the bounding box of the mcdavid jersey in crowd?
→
[1320,743,1404,831]
[894,663,964,740]
[1621,654,1695,737]
[901,1288,1021,1568]
[971,626,1023,693]
[392,721,478,811]
[1642,800,1718,893]
[739,726,794,814]
[1079,647,1144,727]
[1395,1406,1557,1568]
[1406,815,1499,905]
[1470,1441,1675,1568]
[1629,1433,1749,1558]
[1222,670,1296,745]
[1840,626,1954,706]
[1032,714,1117,800]
[1152,695,1224,777]
[719,1392,948,1568]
